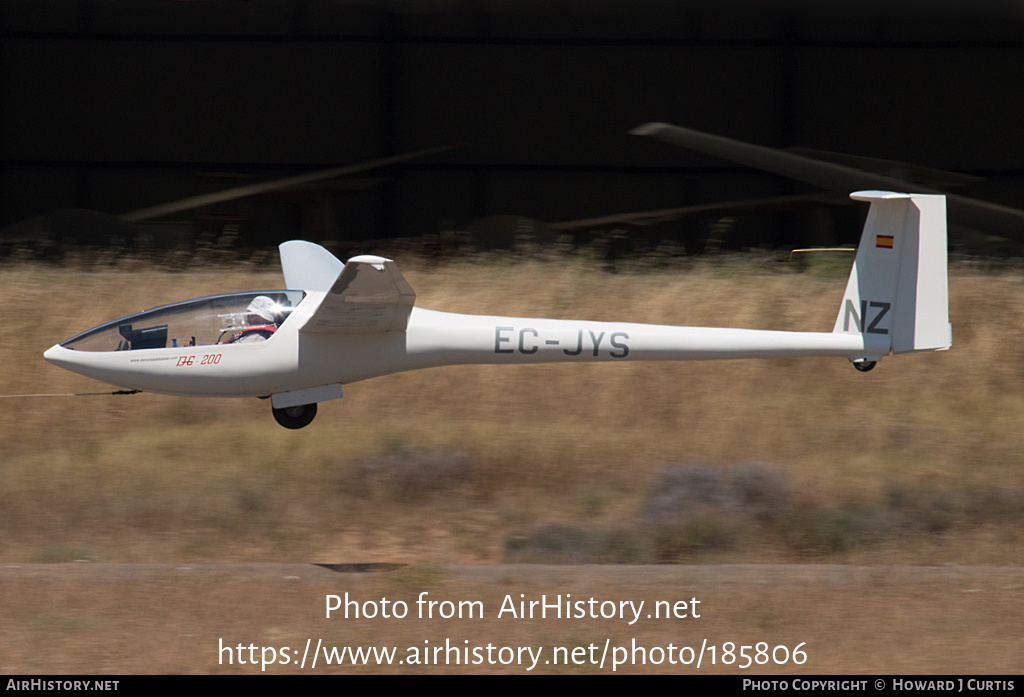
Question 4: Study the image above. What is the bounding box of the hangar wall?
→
[2,1,1023,248]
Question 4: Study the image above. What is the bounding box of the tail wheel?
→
[853,361,877,373]
[272,402,317,429]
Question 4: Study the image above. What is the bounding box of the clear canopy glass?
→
[60,290,305,352]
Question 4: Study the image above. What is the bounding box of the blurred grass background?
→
[2,252,1023,565]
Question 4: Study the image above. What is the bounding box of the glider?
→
[630,121,1024,243]
[44,190,951,429]
[1,144,460,251]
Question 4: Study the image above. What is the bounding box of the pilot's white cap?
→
[246,296,277,323]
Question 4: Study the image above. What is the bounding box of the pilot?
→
[244,296,279,327]
[226,296,280,343]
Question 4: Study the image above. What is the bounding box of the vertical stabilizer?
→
[834,191,950,355]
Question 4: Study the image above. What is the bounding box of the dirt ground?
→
[1,562,1021,674]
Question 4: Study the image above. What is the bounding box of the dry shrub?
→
[639,463,735,524]
[343,451,472,503]
[649,513,742,562]
[731,460,792,520]
[884,481,1024,533]
[639,461,791,525]
[504,524,649,564]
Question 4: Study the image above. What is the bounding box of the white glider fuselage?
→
[42,302,888,400]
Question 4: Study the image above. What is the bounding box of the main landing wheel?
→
[272,403,317,429]
[853,361,877,373]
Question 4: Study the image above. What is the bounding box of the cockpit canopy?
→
[60,290,305,352]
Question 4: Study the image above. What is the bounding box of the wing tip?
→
[347,254,392,270]
[850,190,912,202]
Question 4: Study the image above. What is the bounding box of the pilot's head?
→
[245,296,278,326]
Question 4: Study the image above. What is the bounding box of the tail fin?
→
[833,191,951,356]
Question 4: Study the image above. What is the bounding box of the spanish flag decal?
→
[876,234,894,249]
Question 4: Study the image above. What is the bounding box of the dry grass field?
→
[1,251,1022,673]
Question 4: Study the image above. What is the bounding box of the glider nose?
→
[43,343,104,384]
[43,343,74,368]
